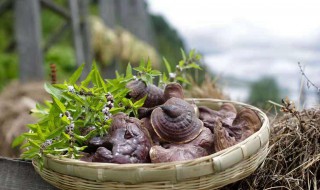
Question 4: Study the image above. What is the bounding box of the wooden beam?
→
[40,0,71,20]
[98,0,116,28]
[43,22,69,53]
[0,157,58,190]
[14,0,44,82]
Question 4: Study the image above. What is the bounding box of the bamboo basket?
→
[33,98,270,190]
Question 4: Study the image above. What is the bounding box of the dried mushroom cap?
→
[190,127,215,154]
[141,117,161,145]
[214,120,237,152]
[199,103,237,132]
[164,82,184,100]
[92,113,152,163]
[126,80,165,108]
[233,108,262,141]
[150,145,208,163]
[151,97,203,143]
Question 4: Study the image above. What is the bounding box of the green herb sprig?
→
[13,50,203,165]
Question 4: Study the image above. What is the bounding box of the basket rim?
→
[42,98,270,168]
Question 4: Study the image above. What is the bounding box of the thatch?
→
[223,106,320,190]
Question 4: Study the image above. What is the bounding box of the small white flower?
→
[68,85,75,93]
[169,72,176,79]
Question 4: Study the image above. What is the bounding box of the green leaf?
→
[185,63,202,70]
[46,125,66,139]
[126,63,133,78]
[12,135,25,148]
[69,64,85,84]
[133,95,147,108]
[176,76,190,85]
[150,70,162,76]
[28,139,41,149]
[52,96,66,113]
[44,83,61,99]
[163,57,172,73]
[180,48,187,61]
[21,148,40,159]
[81,69,93,87]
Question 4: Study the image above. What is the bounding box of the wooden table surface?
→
[0,157,58,190]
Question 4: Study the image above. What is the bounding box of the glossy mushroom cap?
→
[151,97,203,143]
[126,80,165,108]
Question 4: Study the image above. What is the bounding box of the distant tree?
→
[248,77,282,108]
[150,14,185,68]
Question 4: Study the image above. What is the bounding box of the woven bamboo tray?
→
[33,98,270,190]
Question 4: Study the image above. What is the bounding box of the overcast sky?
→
[147,0,320,104]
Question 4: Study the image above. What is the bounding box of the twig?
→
[297,62,320,94]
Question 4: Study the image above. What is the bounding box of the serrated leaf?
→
[69,64,85,84]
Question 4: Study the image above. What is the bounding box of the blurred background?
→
[0,0,319,157]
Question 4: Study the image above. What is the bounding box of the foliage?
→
[14,50,202,164]
[0,54,18,91]
[247,77,282,109]
[150,14,186,70]
[160,49,202,87]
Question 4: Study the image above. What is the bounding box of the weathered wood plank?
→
[116,0,154,46]
[40,0,71,20]
[98,0,116,28]
[0,157,58,190]
[69,0,85,69]
[69,0,92,78]
[14,0,44,82]
[78,0,92,77]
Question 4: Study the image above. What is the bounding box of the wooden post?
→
[98,0,118,78]
[79,0,92,76]
[69,0,85,68]
[117,0,154,46]
[69,0,92,78]
[14,0,44,82]
[99,0,116,28]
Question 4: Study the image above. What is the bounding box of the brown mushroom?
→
[199,103,237,133]
[92,113,152,163]
[150,97,203,143]
[164,82,184,100]
[150,127,214,163]
[214,120,237,152]
[126,79,165,108]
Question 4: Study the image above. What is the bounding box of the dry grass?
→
[0,81,49,157]
[223,105,320,190]
[184,74,226,99]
